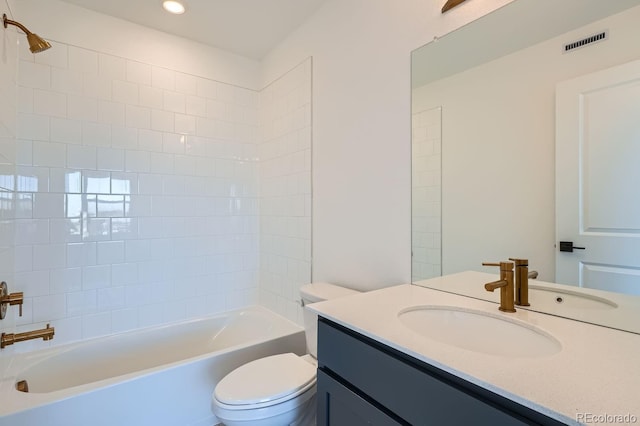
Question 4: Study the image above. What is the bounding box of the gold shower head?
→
[3,13,51,53]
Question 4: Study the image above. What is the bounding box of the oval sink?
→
[398,306,561,358]
[528,285,618,310]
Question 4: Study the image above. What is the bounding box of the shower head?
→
[3,13,51,53]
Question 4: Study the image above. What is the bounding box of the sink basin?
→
[398,306,561,358]
[528,285,618,310]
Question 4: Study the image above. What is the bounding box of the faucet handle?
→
[0,282,24,319]
[482,261,514,271]
[508,257,528,266]
[7,292,24,317]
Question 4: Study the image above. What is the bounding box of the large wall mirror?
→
[411,0,640,333]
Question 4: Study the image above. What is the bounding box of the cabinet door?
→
[317,370,403,426]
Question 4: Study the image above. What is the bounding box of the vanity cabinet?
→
[316,317,564,426]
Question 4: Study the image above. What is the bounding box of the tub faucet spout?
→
[0,281,24,319]
[1,323,54,349]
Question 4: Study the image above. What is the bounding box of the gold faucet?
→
[0,281,24,319]
[509,258,531,307]
[1,324,54,349]
[482,261,516,312]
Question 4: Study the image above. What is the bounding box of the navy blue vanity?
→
[316,318,564,425]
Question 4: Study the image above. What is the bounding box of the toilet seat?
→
[213,353,316,410]
[212,384,316,425]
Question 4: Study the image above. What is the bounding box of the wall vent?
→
[563,30,608,53]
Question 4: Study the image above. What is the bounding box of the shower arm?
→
[3,14,32,35]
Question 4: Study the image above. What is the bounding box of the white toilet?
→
[211,282,360,426]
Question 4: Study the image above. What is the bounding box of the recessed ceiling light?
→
[162,0,186,14]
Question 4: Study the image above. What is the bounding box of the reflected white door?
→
[556,59,640,295]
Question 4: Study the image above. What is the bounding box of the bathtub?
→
[0,306,306,426]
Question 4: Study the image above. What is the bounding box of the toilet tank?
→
[300,282,360,358]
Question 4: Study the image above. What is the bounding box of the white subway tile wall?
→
[0,21,18,369]
[11,43,311,348]
[411,107,442,282]
[258,59,312,325]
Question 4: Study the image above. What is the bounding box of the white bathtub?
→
[0,306,306,426]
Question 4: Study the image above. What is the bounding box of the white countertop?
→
[414,271,640,334]
[309,279,640,425]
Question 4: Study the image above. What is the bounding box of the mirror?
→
[411,0,640,333]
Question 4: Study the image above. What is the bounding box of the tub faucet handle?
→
[0,281,24,319]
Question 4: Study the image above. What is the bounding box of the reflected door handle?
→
[559,241,586,253]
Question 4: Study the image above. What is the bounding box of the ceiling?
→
[58,0,328,60]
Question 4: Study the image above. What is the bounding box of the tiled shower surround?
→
[11,40,311,347]
[0,4,18,371]
[258,61,312,323]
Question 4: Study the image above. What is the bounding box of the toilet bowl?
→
[212,353,317,426]
[211,282,360,426]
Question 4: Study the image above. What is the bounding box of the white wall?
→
[413,5,640,280]
[261,0,514,291]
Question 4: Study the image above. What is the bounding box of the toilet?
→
[211,282,360,426]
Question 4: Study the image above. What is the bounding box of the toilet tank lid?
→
[300,282,360,303]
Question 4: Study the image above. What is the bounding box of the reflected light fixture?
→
[2,13,51,53]
[162,0,186,14]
